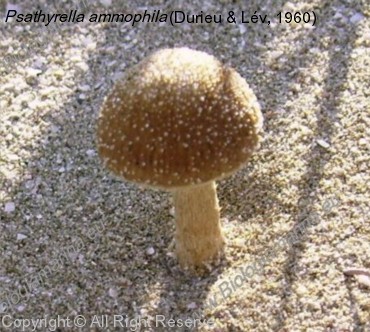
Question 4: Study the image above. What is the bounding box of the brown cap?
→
[97,48,263,189]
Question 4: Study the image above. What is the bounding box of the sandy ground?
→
[0,0,369,331]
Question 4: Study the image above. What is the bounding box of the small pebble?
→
[16,305,26,312]
[4,202,15,213]
[146,247,155,255]
[17,233,27,241]
[108,288,118,298]
[99,0,112,6]
[79,84,91,92]
[25,67,42,78]
[8,154,19,161]
[350,13,364,24]
[357,275,370,288]
[359,138,367,146]
[270,51,283,59]
[187,302,198,309]
[232,238,246,248]
[53,69,65,78]
[238,25,246,35]
[317,139,330,149]
[78,93,86,101]
[86,149,96,157]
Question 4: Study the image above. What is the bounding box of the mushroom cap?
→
[97,48,263,189]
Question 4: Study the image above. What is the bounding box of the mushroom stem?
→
[172,181,225,268]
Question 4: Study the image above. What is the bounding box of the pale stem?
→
[172,181,225,269]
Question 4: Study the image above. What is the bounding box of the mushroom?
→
[97,48,263,270]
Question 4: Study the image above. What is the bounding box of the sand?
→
[0,0,369,331]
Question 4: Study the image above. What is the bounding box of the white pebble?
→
[317,139,330,149]
[146,247,155,255]
[79,84,91,92]
[76,62,89,72]
[270,51,283,59]
[81,36,96,51]
[4,202,15,213]
[187,302,197,309]
[32,56,45,69]
[108,288,118,298]
[350,13,364,24]
[17,233,27,241]
[233,238,246,248]
[25,67,42,78]
[16,305,26,312]
[8,154,19,161]
[86,149,96,157]
[99,0,112,6]
[25,180,35,189]
[238,25,246,35]
[357,275,370,288]
[359,138,367,146]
